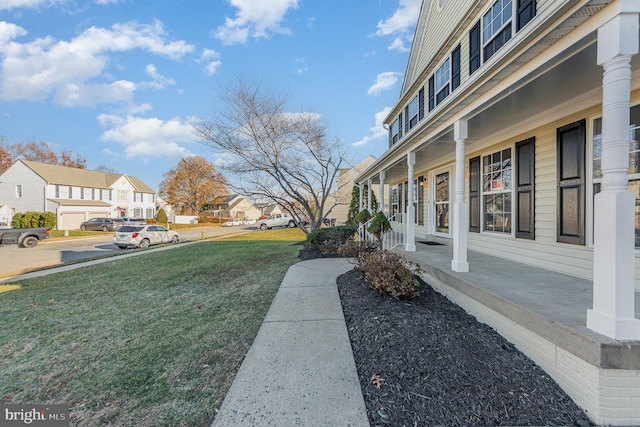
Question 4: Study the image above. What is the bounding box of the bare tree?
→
[192,79,345,234]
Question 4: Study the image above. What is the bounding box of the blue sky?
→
[0,0,420,190]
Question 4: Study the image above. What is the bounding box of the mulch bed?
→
[335,268,594,426]
[294,240,594,427]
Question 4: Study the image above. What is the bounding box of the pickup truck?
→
[0,227,50,248]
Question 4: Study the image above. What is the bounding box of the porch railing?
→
[357,213,405,250]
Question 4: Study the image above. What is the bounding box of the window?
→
[482,148,512,233]
[435,59,450,105]
[390,186,399,217]
[15,185,22,198]
[118,190,128,202]
[134,208,143,217]
[391,118,400,145]
[483,0,513,61]
[146,208,154,219]
[593,105,640,247]
[435,172,450,233]
[408,95,419,128]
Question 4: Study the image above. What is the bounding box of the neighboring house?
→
[203,194,261,220]
[355,0,639,424]
[327,155,380,225]
[0,160,157,229]
[260,204,282,217]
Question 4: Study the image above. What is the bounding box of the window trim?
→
[435,58,451,105]
[408,95,419,129]
[15,184,23,198]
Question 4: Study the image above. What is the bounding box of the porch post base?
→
[587,309,640,341]
[404,243,416,252]
[450,260,469,273]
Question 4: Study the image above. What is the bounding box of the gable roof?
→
[20,160,155,193]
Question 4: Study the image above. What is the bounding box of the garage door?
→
[60,213,85,230]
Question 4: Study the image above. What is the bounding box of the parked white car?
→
[222,218,244,227]
[114,225,179,249]
[258,213,297,230]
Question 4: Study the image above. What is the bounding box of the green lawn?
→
[0,233,304,426]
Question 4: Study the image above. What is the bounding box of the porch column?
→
[379,171,386,215]
[367,178,373,212]
[358,183,364,211]
[405,152,416,252]
[451,120,469,272]
[587,11,640,340]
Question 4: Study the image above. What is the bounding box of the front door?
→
[434,170,450,235]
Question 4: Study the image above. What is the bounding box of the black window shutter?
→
[418,87,425,120]
[515,137,535,239]
[451,45,461,91]
[428,76,435,111]
[557,120,586,245]
[469,21,480,75]
[405,106,410,133]
[398,112,403,139]
[469,156,480,232]
[388,125,393,148]
[517,0,536,31]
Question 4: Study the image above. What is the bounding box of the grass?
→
[0,232,304,426]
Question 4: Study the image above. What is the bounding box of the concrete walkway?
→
[211,258,369,427]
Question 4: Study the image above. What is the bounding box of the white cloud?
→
[0,0,64,10]
[95,0,123,4]
[143,63,176,90]
[214,0,299,45]
[353,107,391,147]
[367,72,402,95]
[0,20,194,105]
[198,49,222,76]
[98,114,195,159]
[375,0,421,52]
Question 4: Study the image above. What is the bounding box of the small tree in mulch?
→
[347,185,378,225]
[367,211,391,243]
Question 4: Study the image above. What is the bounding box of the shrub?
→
[306,225,358,255]
[356,250,421,299]
[367,211,391,241]
[156,208,168,224]
[336,239,379,258]
[11,211,56,229]
[353,209,372,225]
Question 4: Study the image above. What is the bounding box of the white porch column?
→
[587,11,640,340]
[379,171,386,215]
[358,182,364,211]
[451,120,469,272]
[405,152,416,252]
[367,178,373,212]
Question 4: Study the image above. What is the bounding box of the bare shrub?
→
[356,250,421,299]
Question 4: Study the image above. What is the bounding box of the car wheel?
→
[260,223,268,230]
[140,239,150,248]
[101,225,109,232]
[117,245,127,249]
[80,225,87,230]
[171,235,179,244]
[21,236,38,248]
[288,220,295,228]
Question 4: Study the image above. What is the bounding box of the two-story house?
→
[356,0,640,424]
[0,160,157,229]
[203,194,261,221]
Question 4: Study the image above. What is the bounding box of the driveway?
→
[0,226,254,280]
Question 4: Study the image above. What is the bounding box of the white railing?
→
[357,213,405,250]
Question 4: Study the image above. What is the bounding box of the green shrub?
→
[353,209,372,224]
[306,225,358,254]
[156,208,168,224]
[356,250,421,299]
[367,211,391,241]
[11,211,56,229]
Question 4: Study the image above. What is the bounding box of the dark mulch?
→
[336,268,594,427]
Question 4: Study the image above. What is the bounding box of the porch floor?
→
[397,242,640,370]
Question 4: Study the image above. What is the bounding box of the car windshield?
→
[118,226,144,232]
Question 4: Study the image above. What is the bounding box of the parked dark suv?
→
[80,217,124,231]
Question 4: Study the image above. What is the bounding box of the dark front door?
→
[557,120,586,245]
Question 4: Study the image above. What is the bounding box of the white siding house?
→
[0,160,157,229]
[356,0,640,424]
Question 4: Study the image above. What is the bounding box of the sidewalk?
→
[211,258,369,427]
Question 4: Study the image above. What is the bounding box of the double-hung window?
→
[408,96,419,129]
[482,148,512,233]
[435,59,450,105]
[483,0,513,61]
[593,104,640,248]
[391,118,400,145]
[15,185,22,198]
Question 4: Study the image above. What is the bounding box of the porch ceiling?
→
[363,34,640,185]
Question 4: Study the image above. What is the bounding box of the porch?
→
[395,241,640,425]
